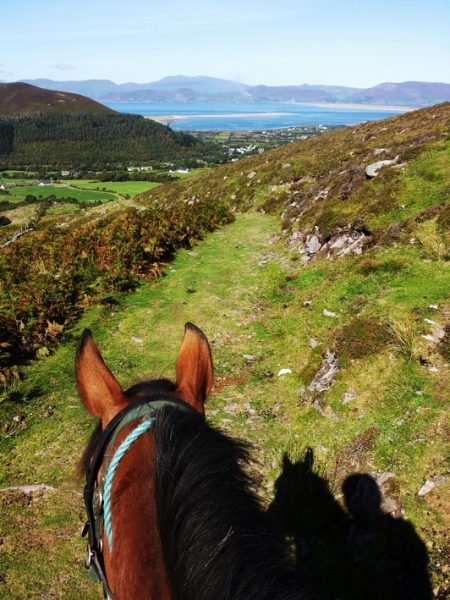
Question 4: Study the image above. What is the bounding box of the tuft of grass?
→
[413,220,450,261]
[387,317,420,361]
[260,261,288,294]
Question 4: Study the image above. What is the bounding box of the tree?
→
[0,215,12,226]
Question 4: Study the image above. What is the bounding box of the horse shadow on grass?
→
[268,449,431,600]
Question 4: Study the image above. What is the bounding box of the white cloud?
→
[51,64,76,71]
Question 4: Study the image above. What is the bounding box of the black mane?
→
[153,406,313,600]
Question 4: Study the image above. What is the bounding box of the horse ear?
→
[174,323,214,414]
[76,329,128,426]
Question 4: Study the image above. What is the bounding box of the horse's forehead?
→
[125,379,176,400]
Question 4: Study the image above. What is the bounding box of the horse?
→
[77,322,314,600]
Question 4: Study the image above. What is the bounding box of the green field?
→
[0,171,37,178]
[11,185,116,202]
[66,180,160,198]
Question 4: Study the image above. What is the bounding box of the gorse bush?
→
[0,196,233,376]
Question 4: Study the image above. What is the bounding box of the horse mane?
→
[153,406,312,600]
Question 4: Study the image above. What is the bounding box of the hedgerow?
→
[0,197,233,377]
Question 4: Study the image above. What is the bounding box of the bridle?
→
[82,395,195,599]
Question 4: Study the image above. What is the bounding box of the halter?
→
[82,395,194,599]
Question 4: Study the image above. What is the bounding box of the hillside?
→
[0,82,114,115]
[0,111,205,169]
[1,102,450,598]
[137,102,450,236]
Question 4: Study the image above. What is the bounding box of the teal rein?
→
[102,416,155,550]
[98,399,186,552]
[83,396,195,598]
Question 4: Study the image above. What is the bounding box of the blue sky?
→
[2,0,449,87]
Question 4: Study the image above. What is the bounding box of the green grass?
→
[44,204,80,215]
[66,180,160,198]
[11,185,116,202]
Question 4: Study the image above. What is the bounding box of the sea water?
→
[101,101,407,131]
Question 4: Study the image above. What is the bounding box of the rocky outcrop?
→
[290,221,373,263]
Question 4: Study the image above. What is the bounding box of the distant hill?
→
[20,75,249,100]
[246,85,338,103]
[0,82,114,115]
[16,76,450,107]
[140,75,249,94]
[18,78,133,98]
[346,81,450,107]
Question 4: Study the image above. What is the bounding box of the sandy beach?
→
[148,111,289,124]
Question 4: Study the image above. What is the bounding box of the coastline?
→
[148,112,289,124]
[146,102,413,125]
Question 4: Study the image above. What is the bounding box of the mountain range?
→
[6,76,450,107]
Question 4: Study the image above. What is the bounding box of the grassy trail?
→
[0,213,281,599]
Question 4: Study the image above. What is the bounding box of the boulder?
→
[365,156,399,178]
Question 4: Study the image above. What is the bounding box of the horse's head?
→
[76,323,214,599]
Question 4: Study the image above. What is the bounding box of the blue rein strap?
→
[102,417,155,550]
[83,396,196,599]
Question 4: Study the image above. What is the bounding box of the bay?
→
[101,101,408,131]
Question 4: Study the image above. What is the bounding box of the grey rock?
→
[342,389,357,405]
[418,480,435,496]
[308,350,339,393]
[312,400,340,421]
[289,231,305,245]
[365,157,399,178]
[305,234,322,254]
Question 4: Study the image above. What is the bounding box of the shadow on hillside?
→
[268,449,431,600]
